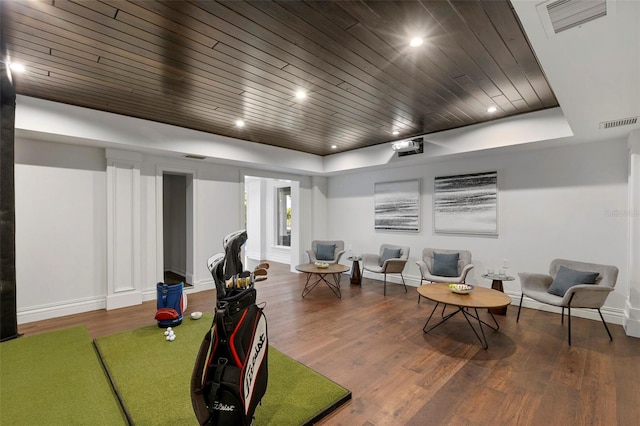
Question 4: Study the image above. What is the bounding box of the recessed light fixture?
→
[487,106,497,113]
[295,90,306,100]
[331,145,337,150]
[9,62,26,73]
[409,37,423,47]
[235,119,245,128]
[392,130,400,136]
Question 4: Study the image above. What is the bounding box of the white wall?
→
[13,131,634,329]
[15,139,107,319]
[327,139,630,323]
[14,140,314,323]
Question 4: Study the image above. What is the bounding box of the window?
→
[276,186,291,247]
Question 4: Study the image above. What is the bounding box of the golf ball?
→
[169,335,176,341]
[166,335,171,341]
[164,330,169,336]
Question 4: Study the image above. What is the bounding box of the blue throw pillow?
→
[316,244,336,261]
[547,265,599,297]
[379,248,401,266]
[432,252,459,277]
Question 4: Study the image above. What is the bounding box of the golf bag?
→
[191,230,268,426]
[155,282,186,328]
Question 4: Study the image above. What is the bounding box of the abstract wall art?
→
[374,179,420,232]
[434,171,498,235]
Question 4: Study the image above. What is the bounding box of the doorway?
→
[162,172,194,287]
[244,175,300,270]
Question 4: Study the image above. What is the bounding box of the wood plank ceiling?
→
[2,0,558,156]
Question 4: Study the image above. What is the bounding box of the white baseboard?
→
[106,290,142,310]
[623,300,640,337]
[17,296,105,325]
[623,318,640,337]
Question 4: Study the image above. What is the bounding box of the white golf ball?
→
[166,335,171,341]
[164,330,169,336]
[167,327,172,332]
[169,330,175,336]
[169,335,176,341]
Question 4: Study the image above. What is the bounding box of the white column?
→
[311,175,328,239]
[624,131,640,337]
[106,148,142,309]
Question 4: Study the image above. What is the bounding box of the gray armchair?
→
[362,244,409,296]
[416,249,474,303]
[306,240,345,264]
[517,258,618,345]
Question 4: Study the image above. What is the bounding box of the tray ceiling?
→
[1,0,558,156]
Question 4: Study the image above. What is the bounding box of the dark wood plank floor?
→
[17,262,640,425]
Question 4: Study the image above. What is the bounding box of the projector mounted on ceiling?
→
[392,138,424,156]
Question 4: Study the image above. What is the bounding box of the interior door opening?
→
[244,176,298,270]
[162,172,193,287]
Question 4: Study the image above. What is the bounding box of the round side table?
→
[348,256,362,285]
[481,274,515,315]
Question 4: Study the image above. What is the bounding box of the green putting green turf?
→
[94,313,351,425]
[0,326,127,425]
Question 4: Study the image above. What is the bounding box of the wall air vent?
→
[538,0,611,37]
[599,116,638,129]
[546,0,607,33]
[184,154,207,160]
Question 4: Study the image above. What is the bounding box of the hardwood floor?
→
[17,262,640,425]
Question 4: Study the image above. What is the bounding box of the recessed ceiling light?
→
[235,119,245,127]
[392,130,400,136]
[295,90,306,100]
[487,106,497,113]
[9,62,26,73]
[409,37,423,47]
[331,145,337,150]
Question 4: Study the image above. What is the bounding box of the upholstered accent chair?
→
[362,244,410,296]
[416,248,474,303]
[517,258,619,345]
[306,240,345,264]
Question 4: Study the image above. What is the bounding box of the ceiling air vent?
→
[599,117,639,129]
[184,154,207,160]
[544,0,607,34]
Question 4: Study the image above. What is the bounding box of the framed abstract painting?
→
[374,179,420,232]
[434,171,498,235]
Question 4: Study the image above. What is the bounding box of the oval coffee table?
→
[417,283,511,349]
[296,263,349,298]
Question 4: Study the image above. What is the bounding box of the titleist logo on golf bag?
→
[212,402,235,412]
[243,319,267,410]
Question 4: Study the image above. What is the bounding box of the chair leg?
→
[568,305,571,345]
[561,307,565,324]
[567,294,575,345]
[516,293,524,322]
[383,273,387,296]
[418,278,425,304]
[598,308,613,341]
[400,273,407,293]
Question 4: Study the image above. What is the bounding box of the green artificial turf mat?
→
[0,326,127,425]
[95,313,350,425]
